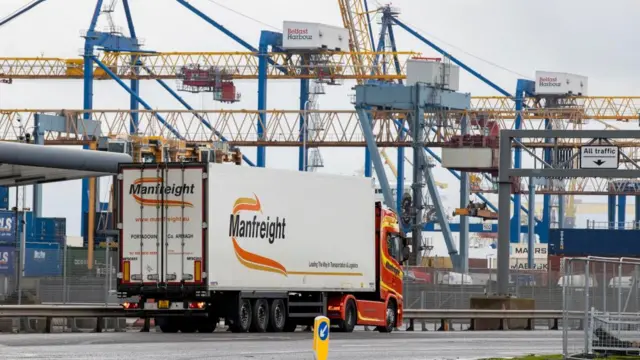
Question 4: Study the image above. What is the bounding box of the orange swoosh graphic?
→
[134,177,162,184]
[232,194,287,276]
[232,237,287,276]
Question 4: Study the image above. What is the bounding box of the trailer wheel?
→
[250,299,269,333]
[339,299,356,333]
[197,317,217,333]
[156,317,179,333]
[283,318,297,332]
[230,299,252,333]
[180,319,198,333]
[268,299,286,332]
[376,299,396,333]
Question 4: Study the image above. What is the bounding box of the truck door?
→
[120,166,165,286]
[119,164,206,288]
[161,165,206,286]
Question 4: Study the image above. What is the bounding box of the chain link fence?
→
[562,257,640,359]
[402,260,565,330]
[1,245,121,305]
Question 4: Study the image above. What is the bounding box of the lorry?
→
[116,162,409,333]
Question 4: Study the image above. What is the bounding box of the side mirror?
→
[402,246,411,262]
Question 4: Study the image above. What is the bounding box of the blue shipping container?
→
[0,210,17,244]
[27,234,65,246]
[34,217,66,237]
[549,228,640,257]
[0,246,15,275]
[24,242,62,277]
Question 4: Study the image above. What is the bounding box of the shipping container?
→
[549,228,640,257]
[33,217,66,238]
[0,187,8,209]
[65,247,117,278]
[534,71,588,96]
[24,242,62,277]
[0,210,17,244]
[282,21,349,51]
[0,246,15,275]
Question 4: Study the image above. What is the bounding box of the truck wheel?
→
[231,299,252,333]
[250,299,269,333]
[283,318,297,332]
[180,319,198,333]
[376,300,396,333]
[268,299,286,332]
[156,317,179,333]
[339,299,356,333]
[197,318,217,333]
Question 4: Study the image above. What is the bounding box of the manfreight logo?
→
[229,195,289,276]
[129,177,195,207]
[287,28,312,41]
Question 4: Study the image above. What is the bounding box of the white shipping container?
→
[406,59,460,91]
[282,21,349,51]
[510,243,548,259]
[206,163,376,292]
[488,257,548,271]
[119,165,206,285]
[441,148,496,169]
[535,71,588,96]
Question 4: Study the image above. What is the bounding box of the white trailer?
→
[117,162,407,334]
[206,163,376,292]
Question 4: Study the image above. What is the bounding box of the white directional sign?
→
[580,145,620,169]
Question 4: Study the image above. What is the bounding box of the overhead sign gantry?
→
[495,130,640,296]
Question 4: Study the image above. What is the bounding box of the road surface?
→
[0,330,576,359]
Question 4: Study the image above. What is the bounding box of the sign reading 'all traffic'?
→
[579,145,619,169]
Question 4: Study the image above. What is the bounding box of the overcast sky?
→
[0,0,637,241]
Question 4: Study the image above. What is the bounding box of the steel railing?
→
[0,305,583,333]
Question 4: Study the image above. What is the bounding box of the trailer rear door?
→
[118,164,207,288]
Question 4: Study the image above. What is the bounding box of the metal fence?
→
[1,245,121,305]
[561,257,640,359]
[403,262,564,312]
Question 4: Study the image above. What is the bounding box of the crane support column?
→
[527,177,535,269]
[635,195,640,229]
[458,114,470,273]
[355,83,469,270]
[299,56,310,171]
[558,194,565,229]
[608,195,616,229]
[618,195,626,229]
[81,0,104,244]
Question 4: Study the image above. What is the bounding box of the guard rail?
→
[0,306,580,333]
[402,309,580,331]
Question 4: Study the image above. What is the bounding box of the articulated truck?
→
[116,162,409,333]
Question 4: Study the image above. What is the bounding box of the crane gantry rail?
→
[2,107,639,146]
[0,51,418,80]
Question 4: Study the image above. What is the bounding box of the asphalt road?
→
[0,330,578,359]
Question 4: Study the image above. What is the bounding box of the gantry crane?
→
[3,0,639,263]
